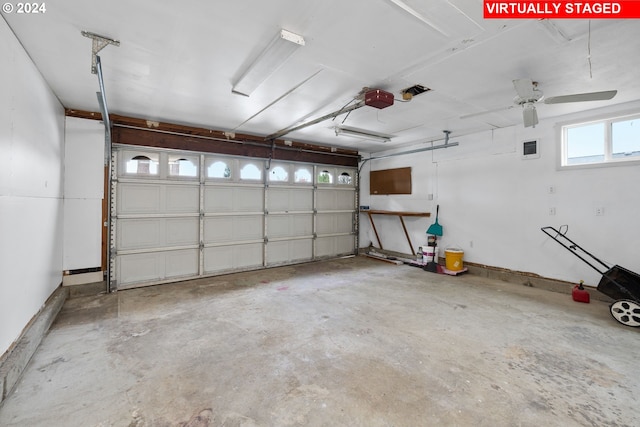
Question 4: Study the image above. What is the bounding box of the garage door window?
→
[240,163,262,181]
[294,167,312,184]
[169,155,198,178]
[269,166,289,182]
[207,160,232,179]
[318,170,333,184]
[125,153,159,175]
[338,172,352,185]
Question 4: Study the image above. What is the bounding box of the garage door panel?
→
[203,243,263,273]
[267,188,312,211]
[316,213,353,235]
[165,185,199,213]
[204,186,263,213]
[316,189,355,211]
[267,239,312,264]
[234,188,264,212]
[316,235,355,257]
[118,252,162,285]
[117,219,162,250]
[267,214,312,239]
[118,184,161,214]
[336,235,356,255]
[336,190,356,210]
[204,187,233,212]
[316,190,335,211]
[164,249,199,278]
[117,218,198,250]
[204,215,263,243]
[166,218,199,246]
[118,183,199,214]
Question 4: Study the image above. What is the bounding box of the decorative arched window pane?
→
[126,154,159,175]
[208,161,231,179]
[338,172,352,185]
[294,168,312,183]
[317,170,333,184]
[240,163,262,181]
[269,166,288,182]
[168,156,198,177]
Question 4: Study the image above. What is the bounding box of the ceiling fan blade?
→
[522,104,538,128]
[544,90,617,104]
[513,78,534,99]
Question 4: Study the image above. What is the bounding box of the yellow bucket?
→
[445,249,464,271]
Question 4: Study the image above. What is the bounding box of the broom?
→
[424,205,443,272]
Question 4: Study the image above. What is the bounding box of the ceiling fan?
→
[464,79,617,128]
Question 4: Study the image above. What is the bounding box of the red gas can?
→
[572,281,590,303]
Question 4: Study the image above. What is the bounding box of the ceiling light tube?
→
[232,29,305,97]
[335,126,394,143]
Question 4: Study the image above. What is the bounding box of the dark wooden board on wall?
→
[370,167,412,195]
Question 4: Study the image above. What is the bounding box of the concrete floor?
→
[0,256,638,427]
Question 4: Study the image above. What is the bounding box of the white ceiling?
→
[4,1,640,152]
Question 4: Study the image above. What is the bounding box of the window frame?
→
[559,111,640,170]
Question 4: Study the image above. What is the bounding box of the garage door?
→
[110,147,357,290]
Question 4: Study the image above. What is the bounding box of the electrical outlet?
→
[549,207,556,216]
[548,185,555,194]
[595,207,605,216]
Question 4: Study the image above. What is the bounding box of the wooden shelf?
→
[362,210,431,255]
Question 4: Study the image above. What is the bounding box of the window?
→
[562,114,640,167]
[269,166,288,182]
[207,160,231,179]
[338,172,352,185]
[168,155,198,177]
[317,170,333,184]
[240,163,262,181]
[294,168,312,183]
[125,153,159,175]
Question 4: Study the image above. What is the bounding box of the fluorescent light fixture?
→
[335,126,394,143]
[232,29,305,96]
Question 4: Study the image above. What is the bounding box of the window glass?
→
[240,163,262,181]
[168,155,198,177]
[565,123,605,165]
[294,168,312,183]
[126,153,159,175]
[612,118,640,160]
[338,172,352,185]
[317,170,333,184]
[208,160,231,179]
[269,166,288,182]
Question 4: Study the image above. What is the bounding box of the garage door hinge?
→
[199,241,204,250]
[313,233,317,239]
[264,237,269,243]
[264,210,269,215]
[200,211,204,219]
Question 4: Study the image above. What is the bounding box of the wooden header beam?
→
[65,109,359,167]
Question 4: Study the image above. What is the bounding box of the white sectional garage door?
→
[111,147,357,290]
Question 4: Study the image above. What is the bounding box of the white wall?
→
[359,101,640,287]
[0,19,65,357]
[63,117,104,271]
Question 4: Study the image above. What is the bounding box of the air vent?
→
[401,84,431,100]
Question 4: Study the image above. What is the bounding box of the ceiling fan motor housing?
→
[365,89,394,109]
